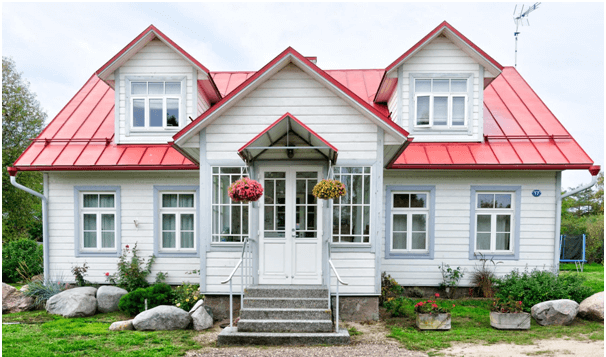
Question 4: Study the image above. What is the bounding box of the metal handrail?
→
[221,237,251,328]
[328,258,348,333]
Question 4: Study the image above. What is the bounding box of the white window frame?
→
[79,192,117,252]
[158,191,197,252]
[414,78,468,129]
[390,191,429,253]
[127,77,186,132]
[331,166,372,245]
[474,192,515,254]
[211,167,250,244]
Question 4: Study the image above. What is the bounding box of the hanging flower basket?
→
[312,179,347,200]
[228,177,263,204]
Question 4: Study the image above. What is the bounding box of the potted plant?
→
[228,177,264,204]
[414,293,454,330]
[490,296,530,330]
[312,179,346,200]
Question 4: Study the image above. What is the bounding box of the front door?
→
[259,167,323,285]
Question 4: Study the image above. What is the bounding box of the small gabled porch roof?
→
[238,113,338,165]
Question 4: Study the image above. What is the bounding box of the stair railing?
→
[328,258,348,332]
[221,237,252,328]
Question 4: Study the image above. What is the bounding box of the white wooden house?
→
[10,22,599,322]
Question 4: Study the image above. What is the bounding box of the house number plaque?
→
[532,190,541,197]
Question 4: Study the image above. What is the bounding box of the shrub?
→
[71,263,90,287]
[105,243,161,292]
[470,253,501,298]
[2,238,43,283]
[384,297,415,318]
[380,272,404,306]
[494,268,594,312]
[22,279,70,307]
[118,283,174,316]
[172,282,202,311]
[438,263,464,298]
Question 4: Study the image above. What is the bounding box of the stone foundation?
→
[331,296,379,321]
[204,295,379,322]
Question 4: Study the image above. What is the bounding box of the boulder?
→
[2,283,35,314]
[190,304,213,331]
[46,287,98,318]
[133,305,192,331]
[578,292,604,321]
[189,299,204,313]
[109,320,134,331]
[531,299,579,326]
[97,286,128,313]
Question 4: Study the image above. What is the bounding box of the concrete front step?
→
[243,297,328,309]
[217,327,350,346]
[237,319,334,332]
[245,285,328,299]
[240,308,331,320]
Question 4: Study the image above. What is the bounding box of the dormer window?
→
[414,78,468,128]
[130,80,183,130]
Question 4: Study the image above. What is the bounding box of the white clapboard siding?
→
[206,63,379,161]
[381,170,557,287]
[117,38,196,144]
[329,252,376,294]
[398,35,482,142]
[205,251,245,293]
[46,171,201,285]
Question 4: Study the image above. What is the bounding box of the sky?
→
[2,2,604,190]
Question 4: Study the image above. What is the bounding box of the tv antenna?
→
[513,2,541,67]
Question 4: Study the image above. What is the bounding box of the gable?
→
[193,63,382,162]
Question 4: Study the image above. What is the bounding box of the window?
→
[130,80,182,130]
[414,78,468,128]
[212,167,249,243]
[332,167,371,244]
[159,192,196,251]
[385,185,435,259]
[74,186,121,257]
[469,186,521,260]
[391,192,429,252]
[474,192,513,253]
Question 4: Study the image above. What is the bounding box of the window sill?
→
[156,250,199,258]
[413,127,468,131]
[76,250,120,258]
[385,251,433,260]
[471,252,517,260]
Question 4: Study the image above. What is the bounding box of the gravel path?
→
[187,321,604,357]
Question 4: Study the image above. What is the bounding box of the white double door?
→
[259,166,323,285]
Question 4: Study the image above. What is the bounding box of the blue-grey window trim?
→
[74,186,121,257]
[385,185,435,259]
[153,185,201,258]
[469,185,521,261]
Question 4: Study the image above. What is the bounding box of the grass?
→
[559,263,604,293]
[348,326,363,336]
[386,298,604,352]
[2,311,203,357]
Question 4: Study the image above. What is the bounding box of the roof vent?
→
[305,56,317,64]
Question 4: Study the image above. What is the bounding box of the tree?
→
[2,56,46,242]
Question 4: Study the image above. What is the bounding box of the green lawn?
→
[559,263,604,293]
[386,298,604,353]
[2,311,203,357]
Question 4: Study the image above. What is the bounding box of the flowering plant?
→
[228,177,263,203]
[491,296,524,313]
[414,293,455,314]
[312,179,346,200]
[172,282,203,311]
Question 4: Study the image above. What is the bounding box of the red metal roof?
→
[12,75,197,172]
[389,67,594,170]
[12,65,593,172]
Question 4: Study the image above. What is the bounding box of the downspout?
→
[8,167,49,281]
[554,165,601,273]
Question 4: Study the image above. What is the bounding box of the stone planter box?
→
[490,311,531,330]
[416,313,451,330]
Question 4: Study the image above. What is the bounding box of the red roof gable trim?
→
[375,21,504,103]
[174,47,409,145]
